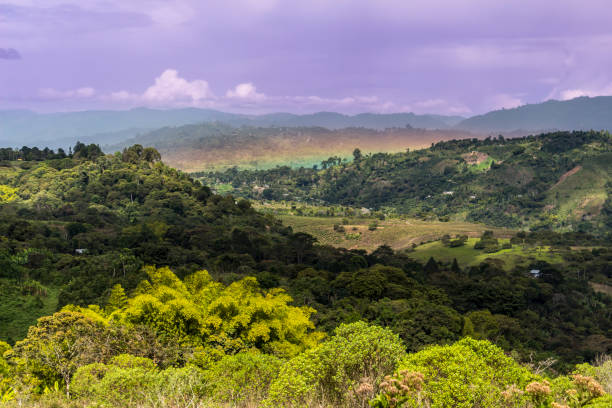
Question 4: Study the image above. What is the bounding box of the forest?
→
[0,141,610,407]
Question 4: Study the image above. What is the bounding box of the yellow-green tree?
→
[114,266,323,358]
[0,185,17,203]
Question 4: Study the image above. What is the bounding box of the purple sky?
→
[1,0,612,115]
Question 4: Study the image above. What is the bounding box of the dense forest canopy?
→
[0,140,610,407]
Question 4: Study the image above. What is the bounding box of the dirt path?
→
[553,165,582,188]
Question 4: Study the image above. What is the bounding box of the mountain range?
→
[2,96,612,149]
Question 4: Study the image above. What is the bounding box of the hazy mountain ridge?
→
[3,96,612,151]
[0,108,463,148]
[456,96,612,132]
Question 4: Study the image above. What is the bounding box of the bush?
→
[265,321,405,407]
[203,351,282,405]
[71,355,205,407]
[372,338,537,408]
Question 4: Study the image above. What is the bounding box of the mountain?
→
[4,96,612,150]
[0,108,463,148]
[456,96,612,133]
[0,108,242,148]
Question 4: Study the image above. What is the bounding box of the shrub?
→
[204,351,282,405]
[372,338,537,408]
[264,321,405,407]
[71,355,205,407]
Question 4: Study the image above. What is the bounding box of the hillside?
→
[457,96,612,132]
[0,143,610,406]
[201,131,612,234]
[106,124,476,171]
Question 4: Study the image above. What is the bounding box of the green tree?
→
[9,311,111,396]
[115,266,324,358]
[105,284,128,314]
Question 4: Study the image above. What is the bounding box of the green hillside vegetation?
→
[0,143,610,406]
[201,130,612,235]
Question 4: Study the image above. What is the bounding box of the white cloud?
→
[558,83,612,100]
[226,82,266,101]
[488,93,523,110]
[39,87,96,99]
[36,69,470,115]
[142,69,214,103]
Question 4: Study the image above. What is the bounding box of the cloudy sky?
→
[1,0,612,115]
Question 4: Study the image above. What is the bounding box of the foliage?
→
[71,354,205,407]
[0,185,17,203]
[265,321,405,407]
[114,266,323,358]
[371,338,611,408]
[203,351,282,405]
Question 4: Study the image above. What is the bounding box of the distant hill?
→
[0,108,463,148]
[456,96,612,132]
[105,123,476,171]
[201,130,612,234]
[0,108,241,148]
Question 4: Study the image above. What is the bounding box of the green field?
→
[409,238,564,269]
[278,214,514,253]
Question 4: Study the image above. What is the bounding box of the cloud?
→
[488,93,524,110]
[142,69,214,103]
[0,48,21,60]
[558,83,612,100]
[33,69,471,115]
[39,87,96,99]
[108,70,216,106]
[226,83,266,101]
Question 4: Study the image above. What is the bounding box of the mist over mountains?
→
[1,96,612,149]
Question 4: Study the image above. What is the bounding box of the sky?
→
[1,0,612,115]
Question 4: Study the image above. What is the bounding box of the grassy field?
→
[409,238,564,269]
[279,214,514,253]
